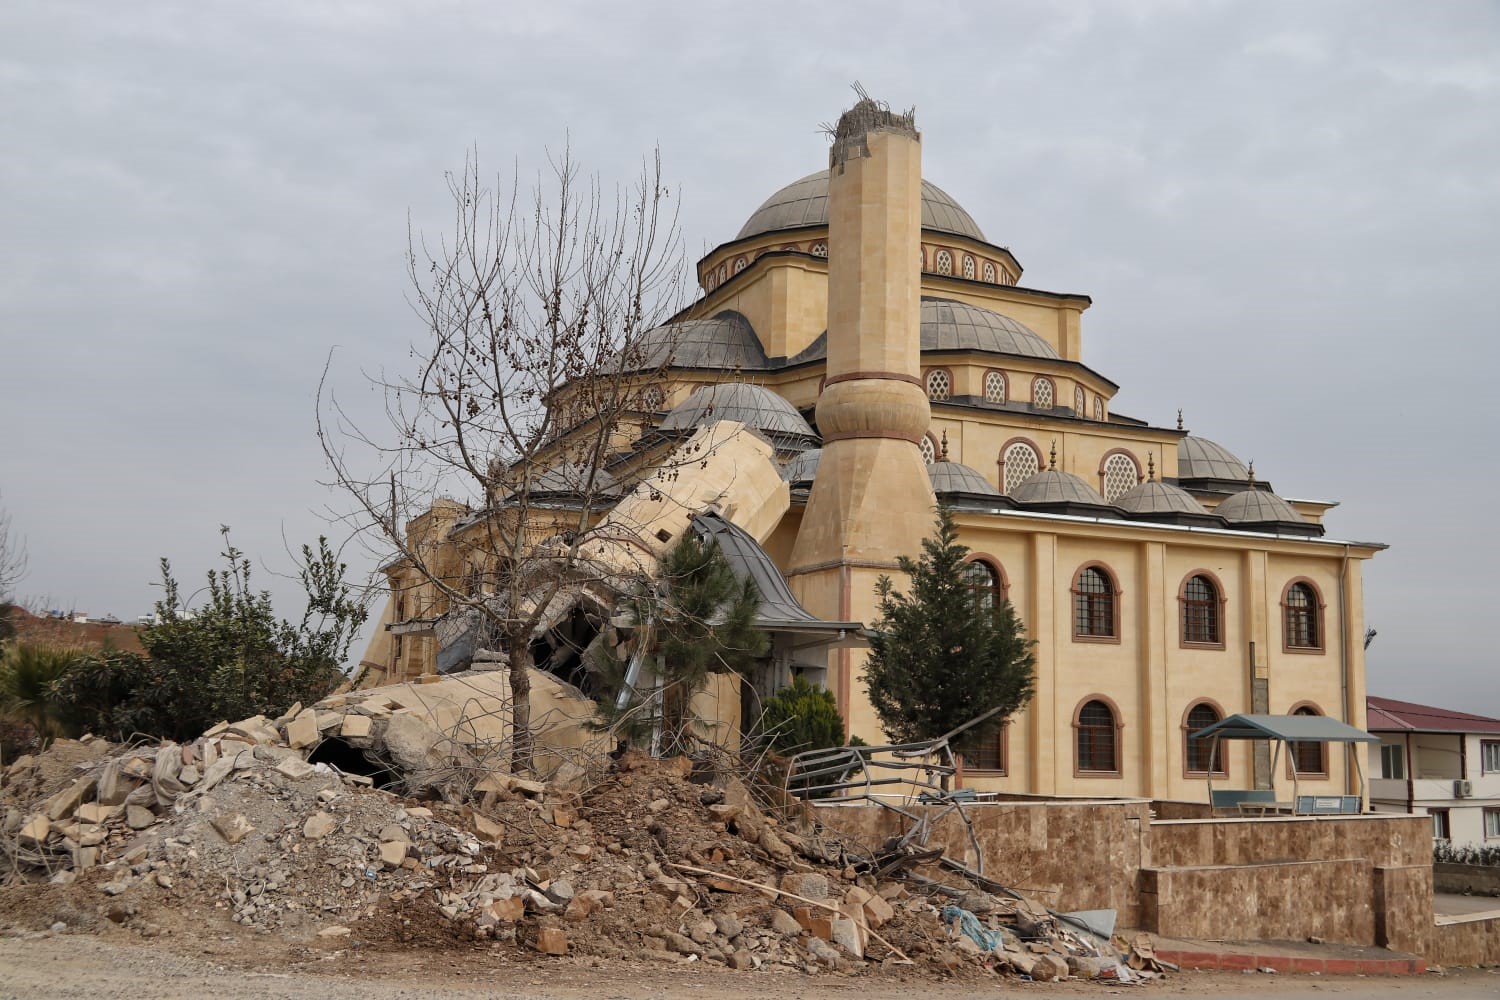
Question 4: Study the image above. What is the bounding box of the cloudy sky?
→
[2,2,1496,709]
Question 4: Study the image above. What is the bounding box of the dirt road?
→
[1,934,1496,1000]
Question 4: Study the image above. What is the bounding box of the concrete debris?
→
[0,725,1153,986]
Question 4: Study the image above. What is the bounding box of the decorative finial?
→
[1176,408,1184,431]
[1247,461,1255,487]
[1147,454,1156,481]
[940,429,949,461]
[1049,441,1058,471]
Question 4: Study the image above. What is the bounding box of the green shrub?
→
[761,676,845,755]
[0,642,83,745]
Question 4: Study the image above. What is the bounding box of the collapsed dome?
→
[927,461,1000,497]
[781,448,822,485]
[1011,469,1109,506]
[660,382,817,441]
[736,170,986,243]
[1178,435,1249,481]
[528,462,620,497]
[920,298,1058,360]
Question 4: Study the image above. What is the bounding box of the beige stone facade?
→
[363,99,1383,804]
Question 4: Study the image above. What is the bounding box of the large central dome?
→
[736,170,985,243]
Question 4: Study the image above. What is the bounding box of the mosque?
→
[364,100,1384,803]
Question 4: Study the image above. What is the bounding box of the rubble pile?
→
[1,717,1165,984]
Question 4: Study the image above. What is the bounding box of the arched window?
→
[1184,702,1226,775]
[733,256,747,273]
[1076,699,1119,774]
[1074,385,1086,414]
[718,264,727,282]
[1284,582,1321,650]
[962,559,1004,613]
[920,435,937,464]
[810,241,828,257]
[1032,377,1054,409]
[935,249,953,275]
[1181,574,1222,645]
[1073,566,1117,639]
[926,369,951,401]
[641,385,664,411]
[1094,396,1104,420]
[962,254,976,279]
[1290,705,1327,775]
[983,370,1007,404]
[1101,452,1141,502]
[1002,441,1041,493]
[983,261,997,283]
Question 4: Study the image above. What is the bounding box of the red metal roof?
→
[1366,695,1500,735]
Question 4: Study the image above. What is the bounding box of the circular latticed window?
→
[1103,453,1140,502]
[1032,378,1054,409]
[810,242,828,257]
[1004,442,1040,492]
[983,371,1007,404]
[926,369,951,401]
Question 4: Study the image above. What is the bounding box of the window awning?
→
[1192,713,1378,744]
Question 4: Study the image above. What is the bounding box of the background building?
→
[1368,695,1500,846]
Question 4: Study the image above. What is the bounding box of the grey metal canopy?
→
[1192,713,1378,745]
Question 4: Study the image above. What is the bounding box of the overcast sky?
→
[2,1,1496,710]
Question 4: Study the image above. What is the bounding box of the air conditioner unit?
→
[1455,779,1473,798]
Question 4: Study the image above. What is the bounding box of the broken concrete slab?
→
[284,710,319,749]
[210,812,255,845]
[274,757,317,781]
[303,812,337,841]
[44,777,97,821]
[340,714,372,739]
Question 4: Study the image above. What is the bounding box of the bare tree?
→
[319,145,687,770]
[0,491,26,604]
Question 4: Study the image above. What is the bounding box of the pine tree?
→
[862,507,1037,761]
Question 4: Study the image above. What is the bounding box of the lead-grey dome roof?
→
[781,448,822,485]
[736,170,986,243]
[615,311,768,372]
[1216,487,1306,525]
[921,298,1059,359]
[928,461,1001,496]
[1178,435,1249,481]
[660,382,816,440]
[1115,480,1209,517]
[529,462,621,497]
[1011,469,1109,506]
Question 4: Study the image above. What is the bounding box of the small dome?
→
[920,298,1058,360]
[528,462,620,497]
[781,448,821,485]
[1178,435,1249,481]
[1216,487,1307,525]
[660,383,816,441]
[1011,469,1109,506]
[736,170,986,243]
[1115,480,1210,517]
[928,461,1001,496]
[614,311,768,372]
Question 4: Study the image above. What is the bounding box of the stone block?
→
[379,840,408,868]
[285,710,319,749]
[487,895,525,922]
[862,892,895,928]
[19,813,50,845]
[533,927,568,955]
[472,814,505,845]
[74,803,118,825]
[211,812,255,844]
[275,756,317,781]
[769,908,802,936]
[125,805,157,830]
[339,714,372,739]
[792,906,832,941]
[780,872,830,900]
[44,777,96,821]
[303,811,337,840]
[829,915,864,958]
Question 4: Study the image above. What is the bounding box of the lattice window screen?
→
[810,242,828,257]
[926,369,951,401]
[1033,378,1054,409]
[1103,453,1140,501]
[1004,443,1040,492]
[962,255,976,279]
[935,250,952,275]
[983,261,997,283]
[983,371,1006,404]
[920,436,937,464]
[1094,396,1104,420]
[1074,386,1086,414]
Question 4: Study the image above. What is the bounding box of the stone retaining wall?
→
[1434,863,1500,897]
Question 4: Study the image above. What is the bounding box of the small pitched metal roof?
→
[689,511,861,635]
[1366,696,1500,735]
[1192,713,1378,744]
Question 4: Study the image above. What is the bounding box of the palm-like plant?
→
[0,643,81,746]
